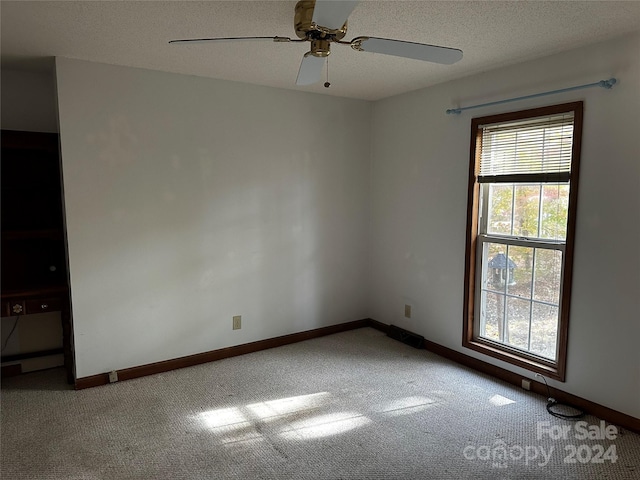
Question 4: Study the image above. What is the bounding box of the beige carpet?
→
[1,327,638,479]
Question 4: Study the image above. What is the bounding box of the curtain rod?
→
[446,78,617,115]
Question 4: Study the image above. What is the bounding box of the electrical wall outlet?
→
[108,370,118,383]
[404,304,412,318]
[521,379,531,390]
[233,315,241,330]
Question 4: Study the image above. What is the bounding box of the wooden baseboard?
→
[75,319,369,390]
[74,317,640,434]
[367,319,639,434]
[367,318,390,334]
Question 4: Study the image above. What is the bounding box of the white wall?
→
[53,33,639,417]
[1,68,58,133]
[55,58,371,379]
[370,32,640,418]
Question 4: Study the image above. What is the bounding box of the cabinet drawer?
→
[25,298,62,314]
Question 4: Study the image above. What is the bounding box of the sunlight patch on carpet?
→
[280,412,371,440]
[246,392,331,421]
[199,407,250,429]
[489,394,516,406]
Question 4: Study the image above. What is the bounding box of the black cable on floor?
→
[2,314,21,352]
[535,373,586,420]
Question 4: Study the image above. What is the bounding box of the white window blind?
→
[478,113,575,182]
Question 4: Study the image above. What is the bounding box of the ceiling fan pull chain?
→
[324,56,331,88]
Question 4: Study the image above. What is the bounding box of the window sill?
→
[462,337,565,382]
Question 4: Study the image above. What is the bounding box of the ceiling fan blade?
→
[296,53,326,85]
[169,36,293,45]
[312,0,359,30]
[352,37,463,65]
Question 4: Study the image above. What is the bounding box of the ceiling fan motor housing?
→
[294,0,348,41]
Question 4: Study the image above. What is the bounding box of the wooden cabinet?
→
[1,130,74,382]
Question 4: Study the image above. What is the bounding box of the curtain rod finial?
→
[599,78,617,89]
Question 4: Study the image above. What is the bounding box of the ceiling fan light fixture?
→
[310,39,331,57]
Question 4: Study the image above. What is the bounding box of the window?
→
[463,103,583,381]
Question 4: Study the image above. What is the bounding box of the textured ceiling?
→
[1,1,639,101]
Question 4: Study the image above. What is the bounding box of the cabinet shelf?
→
[1,285,69,301]
[1,229,64,240]
[1,348,64,364]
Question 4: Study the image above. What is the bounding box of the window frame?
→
[463,102,583,382]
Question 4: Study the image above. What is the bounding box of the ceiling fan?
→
[169,0,463,87]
